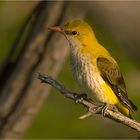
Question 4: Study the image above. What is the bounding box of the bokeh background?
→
[0,1,140,139]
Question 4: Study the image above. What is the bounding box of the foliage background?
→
[0,1,140,139]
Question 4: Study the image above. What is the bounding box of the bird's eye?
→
[72,30,78,35]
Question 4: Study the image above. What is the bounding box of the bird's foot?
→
[97,103,117,118]
[74,93,88,103]
[79,103,117,119]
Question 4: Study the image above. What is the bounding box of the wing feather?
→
[97,57,137,112]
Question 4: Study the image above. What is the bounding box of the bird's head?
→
[49,20,97,49]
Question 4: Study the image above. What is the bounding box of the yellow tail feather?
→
[116,102,131,118]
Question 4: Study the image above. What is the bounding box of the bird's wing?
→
[97,57,137,112]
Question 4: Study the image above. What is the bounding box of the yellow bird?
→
[50,19,137,117]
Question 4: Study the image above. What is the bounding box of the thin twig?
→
[38,73,140,132]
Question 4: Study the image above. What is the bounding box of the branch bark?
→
[38,73,140,132]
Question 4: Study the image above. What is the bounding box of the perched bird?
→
[49,19,137,117]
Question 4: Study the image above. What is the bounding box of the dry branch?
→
[38,73,140,132]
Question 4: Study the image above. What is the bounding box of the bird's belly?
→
[73,62,118,105]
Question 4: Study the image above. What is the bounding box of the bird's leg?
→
[100,103,108,117]
[79,104,107,120]
[97,103,118,117]
[73,93,88,103]
[73,92,99,119]
[80,103,118,119]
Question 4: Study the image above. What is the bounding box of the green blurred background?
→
[0,1,140,139]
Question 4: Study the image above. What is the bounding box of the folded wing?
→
[97,57,137,112]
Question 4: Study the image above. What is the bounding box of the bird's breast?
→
[70,52,99,93]
[70,52,118,104]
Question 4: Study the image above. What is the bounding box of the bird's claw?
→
[97,103,117,118]
[74,93,87,103]
[79,103,117,119]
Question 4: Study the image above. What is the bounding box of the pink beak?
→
[48,26,63,33]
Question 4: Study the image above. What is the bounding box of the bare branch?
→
[38,73,140,132]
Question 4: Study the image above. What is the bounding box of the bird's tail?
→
[128,99,138,112]
[116,102,134,118]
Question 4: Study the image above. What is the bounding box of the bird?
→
[49,19,137,117]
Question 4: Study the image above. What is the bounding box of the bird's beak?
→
[48,26,63,33]
[49,26,72,46]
